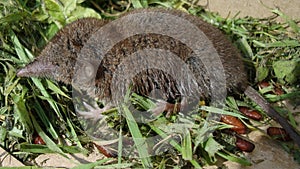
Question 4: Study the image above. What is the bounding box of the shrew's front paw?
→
[149,100,182,118]
[77,102,111,121]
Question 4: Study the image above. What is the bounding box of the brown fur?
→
[18,8,247,102]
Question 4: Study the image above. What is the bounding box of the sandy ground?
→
[200,0,300,21]
[1,0,299,168]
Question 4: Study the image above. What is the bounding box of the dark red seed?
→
[247,110,263,121]
[274,87,284,95]
[93,142,117,158]
[238,107,262,121]
[258,81,270,89]
[267,127,292,141]
[221,115,247,134]
[34,135,46,145]
[235,137,255,152]
[238,106,250,114]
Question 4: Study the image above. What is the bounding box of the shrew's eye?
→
[75,61,96,83]
[83,62,95,79]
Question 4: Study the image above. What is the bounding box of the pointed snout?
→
[16,61,56,78]
[17,67,30,77]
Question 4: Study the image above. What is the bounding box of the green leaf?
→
[13,94,33,132]
[118,127,123,165]
[122,105,153,168]
[71,158,112,169]
[66,118,87,154]
[46,79,70,99]
[150,124,182,152]
[32,99,59,140]
[148,0,172,7]
[31,78,63,119]
[194,122,217,152]
[8,127,25,139]
[3,77,19,97]
[182,129,192,160]
[131,0,144,8]
[95,163,134,169]
[20,144,82,154]
[266,90,300,102]
[30,113,66,156]
[61,0,77,17]
[204,137,224,163]
[0,11,27,25]
[273,60,300,84]
[11,31,30,63]
[130,93,156,110]
[272,9,300,33]
[217,151,251,166]
[44,0,66,27]
[67,6,101,23]
[150,125,202,168]
[226,97,239,110]
[45,23,60,40]
[253,40,300,48]
[256,66,269,82]
[266,40,300,48]
[236,37,254,58]
[199,106,247,119]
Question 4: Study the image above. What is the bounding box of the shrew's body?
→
[17,8,300,146]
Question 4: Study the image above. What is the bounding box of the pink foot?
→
[77,102,111,121]
[150,99,185,118]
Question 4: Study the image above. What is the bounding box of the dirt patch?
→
[200,0,300,21]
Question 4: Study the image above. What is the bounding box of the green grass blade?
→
[118,126,123,165]
[66,118,87,153]
[216,151,251,166]
[131,0,144,8]
[10,31,30,63]
[182,129,192,160]
[122,105,153,168]
[31,78,63,118]
[13,95,33,133]
[95,163,134,169]
[33,99,59,139]
[150,124,182,151]
[272,9,300,33]
[150,125,202,168]
[46,79,71,99]
[199,106,246,119]
[30,112,66,157]
[71,158,113,169]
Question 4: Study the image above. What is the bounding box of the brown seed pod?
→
[238,106,262,121]
[34,135,46,145]
[267,127,292,141]
[258,81,270,89]
[93,142,117,158]
[221,115,247,134]
[235,136,255,152]
[274,87,284,95]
